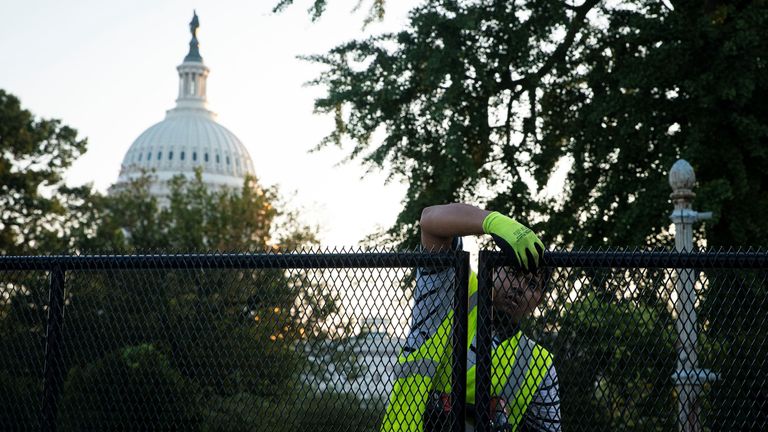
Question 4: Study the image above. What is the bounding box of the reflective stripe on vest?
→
[394,358,439,380]
[507,338,553,430]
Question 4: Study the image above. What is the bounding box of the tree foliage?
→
[534,274,677,431]
[0,89,88,254]
[273,0,386,25]
[540,0,768,247]
[298,0,768,248]
[59,344,201,431]
[59,169,317,253]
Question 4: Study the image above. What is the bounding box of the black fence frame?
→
[2,249,766,432]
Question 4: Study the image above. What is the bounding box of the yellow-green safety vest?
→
[380,271,553,431]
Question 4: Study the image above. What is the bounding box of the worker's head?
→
[492,267,549,324]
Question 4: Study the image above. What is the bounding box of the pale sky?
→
[0,0,415,247]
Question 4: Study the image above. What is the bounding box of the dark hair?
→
[538,266,553,292]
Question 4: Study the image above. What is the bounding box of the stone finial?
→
[669,159,696,192]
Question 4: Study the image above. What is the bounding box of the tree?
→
[61,173,322,360]
[538,0,768,247]
[0,89,88,254]
[60,169,317,253]
[0,90,93,429]
[530,270,677,431]
[293,0,767,248]
[273,0,386,25]
[59,344,201,431]
[53,174,360,429]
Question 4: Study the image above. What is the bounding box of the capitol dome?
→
[112,12,255,199]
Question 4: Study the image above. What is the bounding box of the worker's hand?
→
[482,212,544,272]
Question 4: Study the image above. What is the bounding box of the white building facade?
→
[304,318,404,404]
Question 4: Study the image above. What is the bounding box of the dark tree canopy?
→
[293,0,768,248]
[540,0,768,247]
[0,89,88,254]
[273,0,386,24]
[72,170,318,253]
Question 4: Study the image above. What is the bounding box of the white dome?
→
[116,109,255,190]
[111,12,255,199]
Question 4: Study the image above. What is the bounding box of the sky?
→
[0,0,416,247]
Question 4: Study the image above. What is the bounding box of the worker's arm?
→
[420,203,544,272]
[420,203,490,251]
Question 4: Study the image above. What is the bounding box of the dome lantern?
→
[173,11,211,115]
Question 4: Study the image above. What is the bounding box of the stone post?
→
[668,159,715,432]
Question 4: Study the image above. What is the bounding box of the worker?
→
[381,203,560,431]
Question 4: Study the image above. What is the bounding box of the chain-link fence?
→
[1,249,765,431]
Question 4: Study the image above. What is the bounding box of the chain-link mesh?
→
[479,249,768,432]
[0,251,468,432]
[0,249,766,431]
[0,268,48,429]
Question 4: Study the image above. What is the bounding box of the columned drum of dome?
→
[111,11,255,200]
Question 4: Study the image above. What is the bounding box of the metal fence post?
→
[41,265,66,432]
[451,252,470,432]
[669,159,715,432]
[475,251,493,432]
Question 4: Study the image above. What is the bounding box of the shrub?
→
[59,343,200,431]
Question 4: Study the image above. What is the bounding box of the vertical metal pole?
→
[451,252,470,432]
[669,159,712,432]
[41,265,66,432]
[475,251,493,432]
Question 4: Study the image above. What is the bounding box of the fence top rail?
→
[483,250,768,269]
[1,249,764,271]
[0,251,469,271]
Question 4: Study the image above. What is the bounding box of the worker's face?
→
[492,267,544,323]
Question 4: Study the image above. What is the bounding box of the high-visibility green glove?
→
[482,212,545,272]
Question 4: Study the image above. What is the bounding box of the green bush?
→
[59,343,201,431]
[200,389,383,432]
[293,390,383,432]
[554,292,677,431]
[0,371,41,430]
[202,392,287,432]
